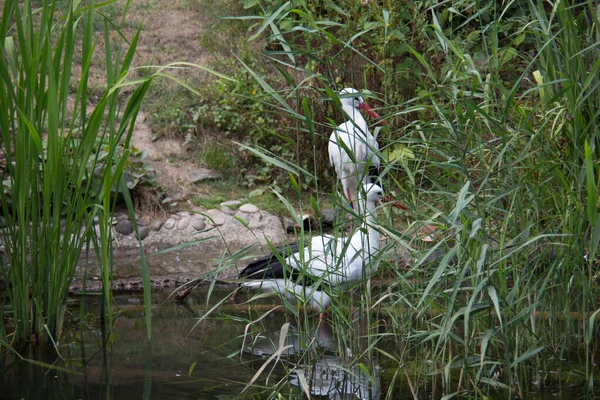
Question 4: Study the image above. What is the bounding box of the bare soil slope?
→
[119,0,219,210]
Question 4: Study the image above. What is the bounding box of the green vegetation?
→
[203,0,600,397]
[191,179,298,216]
[0,0,153,349]
[197,141,238,172]
[1,0,599,397]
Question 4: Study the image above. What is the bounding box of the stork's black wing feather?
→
[239,241,335,292]
[239,242,301,280]
[368,164,381,184]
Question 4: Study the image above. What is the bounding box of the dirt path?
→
[131,112,200,204]
[123,0,217,208]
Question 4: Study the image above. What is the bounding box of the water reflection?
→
[248,320,335,357]
[290,355,380,400]
[3,287,589,399]
[2,290,384,400]
[1,289,275,399]
[244,320,381,399]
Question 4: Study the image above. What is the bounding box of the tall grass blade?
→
[0,0,154,349]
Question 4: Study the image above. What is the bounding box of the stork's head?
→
[338,88,385,125]
[363,183,384,204]
[363,182,408,210]
[339,88,364,109]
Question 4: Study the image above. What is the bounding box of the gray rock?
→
[191,214,207,230]
[220,200,242,207]
[115,220,134,236]
[136,226,150,240]
[177,217,191,230]
[211,217,227,226]
[152,220,164,231]
[232,218,244,227]
[206,209,227,226]
[239,203,259,213]
[100,207,287,257]
[192,219,206,231]
[219,209,286,249]
[282,216,297,233]
[234,211,249,225]
[137,218,149,227]
[320,208,335,226]
[114,212,128,222]
[164,218,176,229]
[187,168,222,184]
[177,211,190,217]
[220,205,236,216]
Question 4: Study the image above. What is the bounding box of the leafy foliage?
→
[195,60,278,137]
[223,0,600,397]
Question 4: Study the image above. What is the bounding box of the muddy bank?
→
[71,249,239,292]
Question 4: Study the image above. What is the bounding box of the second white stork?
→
[238,183,385,313]
[328,88,385,214]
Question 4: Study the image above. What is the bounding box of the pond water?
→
[0,287,595,399]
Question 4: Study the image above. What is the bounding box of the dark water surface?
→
[0,288,594,399]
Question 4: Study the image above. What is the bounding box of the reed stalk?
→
[228,0,600,397]
[0,0,153,349]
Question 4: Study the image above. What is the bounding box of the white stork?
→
[328,88,386,214]
[238,183,385,315]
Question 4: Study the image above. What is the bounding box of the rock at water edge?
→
[164,218,176,229]
[177,217,191,230]
[239,204,259,213]
[136,226,150,240]
[115,220,134,236]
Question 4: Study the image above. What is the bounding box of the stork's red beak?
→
[358,102,386,125]
[383,194,408,210]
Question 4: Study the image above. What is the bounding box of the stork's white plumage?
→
[239,183,385,312]
[328,88,385,213]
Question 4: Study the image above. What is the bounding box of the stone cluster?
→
[108,200,286,254]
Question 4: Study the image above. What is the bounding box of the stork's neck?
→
[360,200,380,253]
[342,104,368,135]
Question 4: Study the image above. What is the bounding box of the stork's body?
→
[328,88,384,213]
